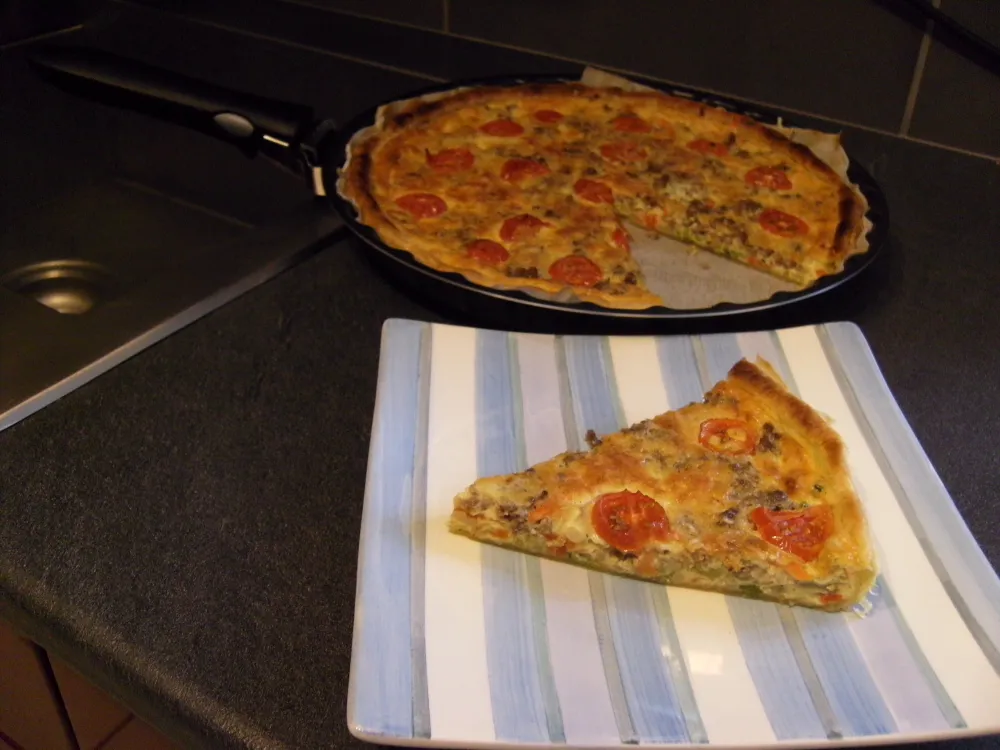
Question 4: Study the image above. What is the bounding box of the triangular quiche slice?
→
[449,358,878,612]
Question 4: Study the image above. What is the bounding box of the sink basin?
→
[0,31,342,431]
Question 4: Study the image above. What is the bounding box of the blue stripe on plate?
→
[562,336,624,441]
[350,318,427,738]
[738,328,961,732]
[523,546,568,743]
[561,335,701,743]
[773,607,845,738]
[509,334,568,744]
[476,329,560,743]
[555,338,637,745]
[792,608,896,736]
[819,323,1000,676]
[647,586,710,743]
[586,571,638,744]
[727,600,828,739]
[656,336,704,412]
[410,323,433,738]
[869,577,965,729]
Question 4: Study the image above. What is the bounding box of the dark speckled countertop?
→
[1,4,998,749]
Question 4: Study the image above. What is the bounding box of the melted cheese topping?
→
[342,84,867,310]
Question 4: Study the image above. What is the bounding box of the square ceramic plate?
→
[347,320,1000,749]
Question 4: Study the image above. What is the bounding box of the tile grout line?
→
[273,0,928,136]
[90,715,135,750]
[147,0,999,163]
[0,24,84,50]
[31,645,82,750]
[895,134,998,162]
[116,0,445,82]
[126,7,446,83]
[899,0,940,136]
[0,729,26,750]
[898,32,933,136]
[276,0,439,34]
[420,22,1000,160]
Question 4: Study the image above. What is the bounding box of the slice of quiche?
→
[449,358,878,612]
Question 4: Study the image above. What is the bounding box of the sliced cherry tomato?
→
[636,550,659,576]
[591,491,671,553]
[426,148,474,173]
[466,239,509,264]
[698,418,756,455]
[548,255,603,287]
[745,166,792,190]
[820,593,844,605]
[500,158,551,183]
[548,540,570,557]
[613,114,652,133]
[394,192,447,219]
[600,142,648,163]
[759,208,809,237]
[750,505,834,563]
[688,138,728,157]
[612,226,631,251]
[534,109,564,123]
[573,178,614,204]
[480,119,524,137]
[500,214,548,242]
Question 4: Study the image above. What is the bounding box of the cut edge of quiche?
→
[448,357,879,614]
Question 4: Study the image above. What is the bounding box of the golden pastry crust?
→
[340,83,868,310]
[449,357,878,612]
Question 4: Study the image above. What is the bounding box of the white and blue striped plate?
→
[347,320,1000,749]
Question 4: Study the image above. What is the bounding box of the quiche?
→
[448,358,878,612]
[338,82,868,310]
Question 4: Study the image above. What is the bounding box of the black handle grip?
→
[29,45,317,159]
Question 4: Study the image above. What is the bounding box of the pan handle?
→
[29,45,317,168]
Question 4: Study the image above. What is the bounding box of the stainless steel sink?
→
[0,28,342,431]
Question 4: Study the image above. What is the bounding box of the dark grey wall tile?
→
[286,0,444,30]
[83,3,430,121]
[0,0,97,45]
[130,0,444,31]
[42,2,434,222]
[121,0,580,82]
[908,0,1000,156]
[941,0,1000,45]
[450,0,924,131]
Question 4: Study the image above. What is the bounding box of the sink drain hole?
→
[1,260,121,314]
